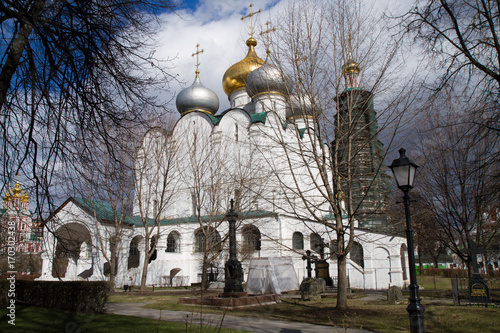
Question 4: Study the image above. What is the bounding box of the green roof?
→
[72,197,275,227]
[206,114,222,125]
[250,112,268,124]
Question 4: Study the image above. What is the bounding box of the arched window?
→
[292,232,304,250]
[242,225,261,251]
[310,233,322,253]
[166,231,180,253]
[129,238,139,256]
[350,242,364,268]
[128,236,141,269]
[194,228,221,253]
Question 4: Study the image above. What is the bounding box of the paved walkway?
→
[106,302,373,333]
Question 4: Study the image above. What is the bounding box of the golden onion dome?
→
[341,58,361,75]
[21,191,29,203]
[12,182,22,198]
[222,38,264,96]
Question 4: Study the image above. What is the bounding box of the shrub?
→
[0,280,110,313]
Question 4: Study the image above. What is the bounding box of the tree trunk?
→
[0,0,46,111]
[201,253,209,291]
[336,253,348,310]
[140,243,150,294]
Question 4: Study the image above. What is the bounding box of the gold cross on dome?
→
[346,33,353,59]
[241,4,262,38]
[192,43,204,74]
[260,21,276,54]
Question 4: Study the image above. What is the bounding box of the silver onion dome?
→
[245,55,292,98]
[176,74,219,116]
[288,93,317,120]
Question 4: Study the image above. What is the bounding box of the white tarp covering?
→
[245,257,299,294]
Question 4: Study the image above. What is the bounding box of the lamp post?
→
[389,148,425,333]
[223,199,244,294]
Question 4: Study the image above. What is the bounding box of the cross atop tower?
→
[260,21,276,54]
[241,4,262,38]
[192,43,204,75]
[346,33,353,60]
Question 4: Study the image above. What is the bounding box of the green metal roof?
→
[250,112,268,124]
[72,197,276,227]
[206,114,222,125]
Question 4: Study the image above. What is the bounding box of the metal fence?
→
[452,277,500,306]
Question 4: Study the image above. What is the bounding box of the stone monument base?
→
[179,293,280,308]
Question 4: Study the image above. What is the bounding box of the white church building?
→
[39,32,409,291]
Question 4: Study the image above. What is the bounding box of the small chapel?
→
[1,180,42,254]
[38,16,409,290]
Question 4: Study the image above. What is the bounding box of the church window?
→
[129,238,139,256]
[242,225,261,251]
[329,240,338,259]
[310,233,322,253]
[194,228,221,253]
[292,232,304,250]
[191,194,197,216]
[153,199,158,218]
[128,236,141,269]
[350,242,364,268]
[166,231,180,253]
[234,124,239,142]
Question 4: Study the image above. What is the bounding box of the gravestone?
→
[465,241,491,305]
[387,285,404,304]
[300,278,322,301]
[469,275,491,305]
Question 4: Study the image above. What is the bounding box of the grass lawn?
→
[0,305,248,333]
[108,284,500,333]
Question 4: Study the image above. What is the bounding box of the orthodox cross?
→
[260,21,276,54]
[464,240,485,275]
[241,4,262,38]
[301,250,316,278]
[346,33,354,60]
[192,43,204,75]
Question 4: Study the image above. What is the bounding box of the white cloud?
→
[154,0,414,114]
[155,0,283,112]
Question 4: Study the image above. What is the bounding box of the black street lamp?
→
[389,148,425,333]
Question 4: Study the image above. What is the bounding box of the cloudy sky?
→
[154,0,414,113]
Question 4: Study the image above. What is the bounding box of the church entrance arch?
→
[52,223,92,279]
[373,247,391,290]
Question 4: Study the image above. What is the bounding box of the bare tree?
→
[260,0,414,310]
[413,97,500,276]
[0,0,177,218]
[399,0,500,94]
[134,126,179,293]
[65,130,137,287]
[177,115,266,290]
